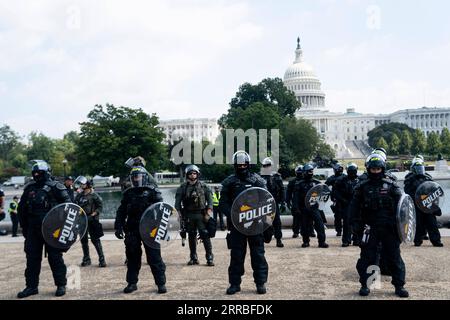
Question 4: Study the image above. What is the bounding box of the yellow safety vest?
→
[212,192,220,207]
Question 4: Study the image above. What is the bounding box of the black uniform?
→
[75,191,105,265]
[404,173,442,246]
[65,186,75,202]
[334,174,359,245]
[350,177,406,288]
[325,173,343,234]
[17,180,71,289]
[286,178,300,236]
[295,178,327,245]
[260,173,284,242]
[219,173,269,287]
[114,185,166,287]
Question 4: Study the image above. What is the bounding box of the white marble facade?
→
[283,38,450,158]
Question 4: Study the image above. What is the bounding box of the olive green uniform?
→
[175,181,214,265]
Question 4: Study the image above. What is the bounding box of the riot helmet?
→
[372,147,387,161]
[303,163,315,180]
[233,151,251,177]
[129,166,151,187]
[411,159,425,176]
[346,163,358,179]
[31,160,51,184]
[295,165,303,179]
[333,162,344,176]
[185,164,200,182]
[366,155,386,180]
[261,157,273,175]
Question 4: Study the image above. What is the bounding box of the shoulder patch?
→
[54,182,67,191]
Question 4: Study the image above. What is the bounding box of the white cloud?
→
[0,0,263,137]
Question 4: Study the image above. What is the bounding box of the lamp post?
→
[62,159,68,177]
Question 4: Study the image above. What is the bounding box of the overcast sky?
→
[1,0,449,139]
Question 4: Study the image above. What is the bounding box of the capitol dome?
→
[283,38,327,113]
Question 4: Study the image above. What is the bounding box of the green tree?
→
[224,78,300,120]
[411,129,427,155]
[316,141,336,160]
[375,136,389,152]
[280,117,324,164]
[399,130,413,155]
[389,133,400,155]
[221,102,281,131]
[77,104,166,178]
[440,128,450,156]
[426,132,442,156]
[367,122,414,148]
[26,132,55,162]
[0,125,21,163]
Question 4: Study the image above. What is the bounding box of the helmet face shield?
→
[233,151,251,165]
[130,167,149,187]
[347,163,358,177]
[31,160,50,183]
[262,157,272,167]
[412,164,425,175]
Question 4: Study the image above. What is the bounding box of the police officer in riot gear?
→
[260,157,285,248]
[64,176,75,202]
[219,151,269,295]
[296,163,328,248]
[404,159,443,247]
[17,160,72,298]
[350,156,409,298]
[325,163,344,236]
[286,165,316,239]
[75,177,107,267]
[286,165,303,238]
[175,165,215,266]
[334,163,359,247]
[114,166,167,294]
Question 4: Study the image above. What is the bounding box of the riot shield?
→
[396,193,416,244]
[42,203,88,250]
[139,202,180,249]
[415,181,445,214]
[305,184,331,210]
[230,187,275,236]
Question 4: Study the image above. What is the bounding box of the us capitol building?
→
[159,38,450,159]
[284,38,450,158]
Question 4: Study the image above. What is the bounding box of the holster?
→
[226,232,232,250]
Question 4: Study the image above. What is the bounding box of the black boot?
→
[203,237,214,266]
[359,286,370,296]
[319,242,329,248]
[81,242,91,267]
[226,285,241,295]
[276,239,284,248]
[123,283,137,293]
[395,286,409,298]
[157,284,167,294]
[93,240,107,267]
[17,287,38,299]
[256,284,267,294]
[55,286,66,297]
[188,235,199,265]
